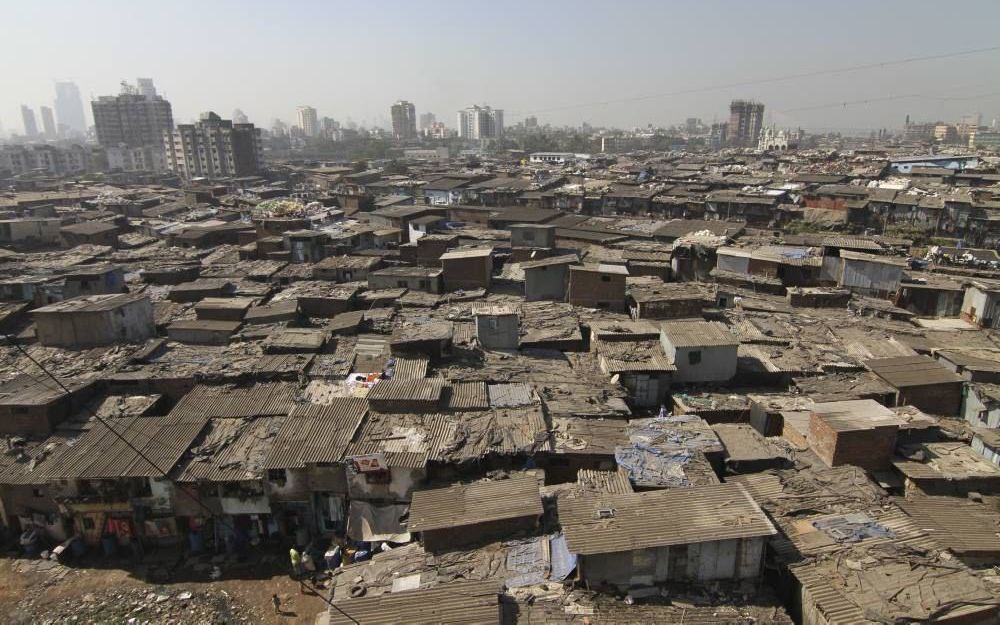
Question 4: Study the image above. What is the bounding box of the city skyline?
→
[2,0,1000,136]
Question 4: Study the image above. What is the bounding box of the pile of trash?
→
[11,587,255,625]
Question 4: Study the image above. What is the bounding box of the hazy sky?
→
[3,0,1000,134]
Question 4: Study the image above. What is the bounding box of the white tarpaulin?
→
[346,501,411,543]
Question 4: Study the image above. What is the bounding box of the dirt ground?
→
[0,552,330,624]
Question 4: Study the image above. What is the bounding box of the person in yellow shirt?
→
[289,546,302,579]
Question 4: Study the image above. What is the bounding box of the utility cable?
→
[2,334,360,624]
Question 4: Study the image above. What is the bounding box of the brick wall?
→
[809,414,898,470]
[568,270,626,313]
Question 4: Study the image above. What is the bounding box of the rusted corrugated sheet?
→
[896,496,1000,555]
[176,416,285,482]
[166,383,298,421]
[392,357,428,381]
[595,339,675,373]
[328,580,501,625]
[16,416,207,482]
[346,412,453,469]
[446,382,489,411]
[408,475,542,531]
[263,398,368,469]
[487,383,536,408]
[437,407,550,462]
[559,482,775,555]
[577,467,634,495]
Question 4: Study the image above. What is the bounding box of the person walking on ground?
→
[272,594,281,615]
[289,546,302,579]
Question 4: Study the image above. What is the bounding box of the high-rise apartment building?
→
[54,81,87,136]
[419,112,436,131]
[390,100,417,140]
[456,105,504,140]
[40,106,56,138]
[91,81,173,148]
[727,100,765,147]
[163,111,262,180]
[21,106,39,137]
[296,106,319,138]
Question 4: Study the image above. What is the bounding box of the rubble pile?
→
[11,587,253,625]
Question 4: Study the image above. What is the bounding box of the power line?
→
[773,89,1000,115]
[2,335,359,624]
[507,44,1000,116]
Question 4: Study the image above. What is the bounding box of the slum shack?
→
[439,247,494,292]
[166,319,241,345]
[567,264,628,312]
[866,355,965,416]
[327,580,503,625]
[193,297,255,322]
[711,423,790,473]
[626,281,710,320]
[520,254,578,302]
[616,415,724,489]
[559,482,775,589]
[33,293,155,348]
[660,320,739,384]
[407,475,543,552]
[474,304,520,350]
[808,400,902,470]
[893,442,1000,496]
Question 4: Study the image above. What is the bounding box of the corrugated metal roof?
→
[559,482,775,555]
[712,424,789,463]
[445,382,489,411]
[662,320,739,348]
[391,357,428,381]
[262,398,368,469]
[551,417,629,456]
[367,378,445,403]
[595,339,675,373]
[347,412,453,469]
[452,322,475,345]
[487,383,536,408]
[810,399,903,431]
[789,541,998,624]
[725,473,784,505]
[408,475,542,532]
[166,383,298,421]
[577,467,634,495]
[727,318,789,345]
[6,416,207,483]
[327,579,501,625]
[893,442,1000,480]
[520,254,579,270]
[895,496,1000,555]
[176,416,285,482]
[866,355,964,388]
[440,247,493,260]
[438,407,550,462]
[32,292,147,314]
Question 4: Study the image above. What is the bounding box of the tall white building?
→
[20,105,38,138]
[40,106,56,138]
[457,105,504,140]
[297,106,319,138]
[54,81,87,136]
